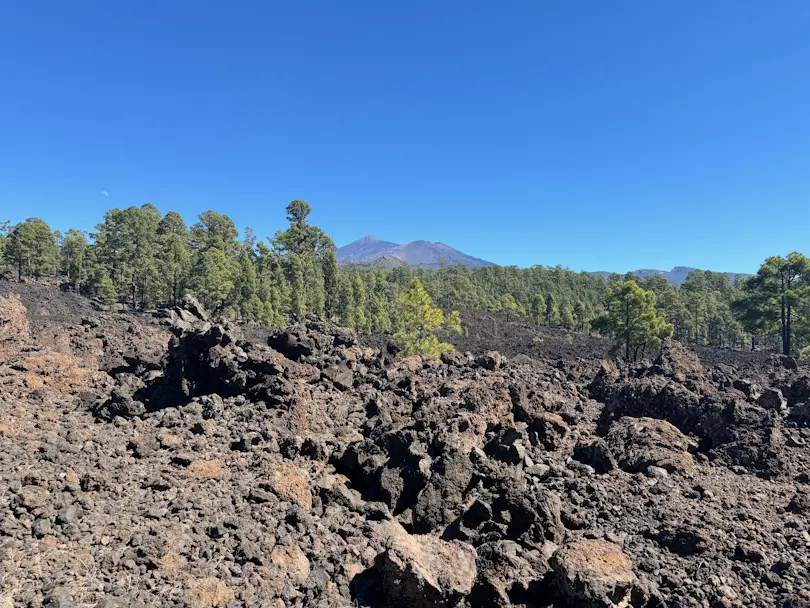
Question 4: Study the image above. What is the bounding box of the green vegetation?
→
[3,201,810,358]
[394,278,461,356]
[593,280,674,360]
[733,253,810,355]
[5,218,59,281]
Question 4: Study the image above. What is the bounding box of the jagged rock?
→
[15,485,50,510]
[735,541,766,563]
[652,526,709,556]
[471,540,547,606]
[374,521,477,608]
[322,363,354,390]
[788,376,810,405]
[476,351,503,370]
[654,339,704,382]
[758,388,787,413]
[551,540,650,608]
[780,355,799,371]
[0,293,30,358]
[573,439,617,473]
[733,378,762,401]
[180,295,208,321]
[263,458,312,509]
[604,417,696,474]
[788,490,810,514]
[267,324,324,361]
[526,412,570,451]
[3,283,810,607]
[594,355,785,474]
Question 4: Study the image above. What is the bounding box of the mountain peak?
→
[336,235,493,270]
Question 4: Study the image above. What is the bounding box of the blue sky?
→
[1,1,808,273]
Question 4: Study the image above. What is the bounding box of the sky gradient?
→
[1,1,808,273]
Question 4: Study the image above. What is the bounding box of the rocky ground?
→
[1,284,809,608]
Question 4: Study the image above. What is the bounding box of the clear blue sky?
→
[1,1,808,273]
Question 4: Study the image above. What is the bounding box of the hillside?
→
[336,235,493,269]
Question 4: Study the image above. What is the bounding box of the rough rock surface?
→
[550,539,651,607]
[1,284,809,608]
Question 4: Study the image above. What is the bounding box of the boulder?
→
[322,364,354,390]
[0,293,30,359]
[573,439,617,473]
[604,417,696,474]
[472,540,545,607]
[527,412,570,451]
[788,490,810,515]
[476,351,503,370]
[264,458,312,509]
[654,339,704,382]
[652,526,709,556]
[733,378,762,401]
[551,540,648,608]
[374,521,477,608]
[758,388,787,413]
[780,355,799,371]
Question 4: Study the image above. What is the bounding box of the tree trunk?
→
[17,258,22,282]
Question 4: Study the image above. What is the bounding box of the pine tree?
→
[190,210,239,254]
[545,294,559,326]
[322,248,339,321]
[305,256,326,318]
[573,301,587,330]
[530,294,546,325]
[60,229,89,291]
[735,253,810,355]
[192,248,236,312]
[351,273,368,332]
[94,205,160,310]
[289,254,307,320]
[156,211,192,305]
[559,302,575,329]
[270,263,290,325]
[234,246,260,321]
[498,294,519,320]
[5,218,59,281]
[394,278,462,357]
[593,280,674,361]
[0,221,9,271]
[338,274,356,328]
[96,272,118,310]
[367,272,392,333]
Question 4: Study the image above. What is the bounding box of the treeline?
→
[0,202,613,334]
[1,201,808,357]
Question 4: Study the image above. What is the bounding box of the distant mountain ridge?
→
[590,266,750,285]
[336,237,747,283]
[336,235,493,270]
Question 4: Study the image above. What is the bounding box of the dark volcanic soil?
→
[1,284,810,608]
[451,310,611,362]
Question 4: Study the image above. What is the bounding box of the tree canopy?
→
[394,278,462,357]
[3,201,810,359]
[593,280,674,360]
